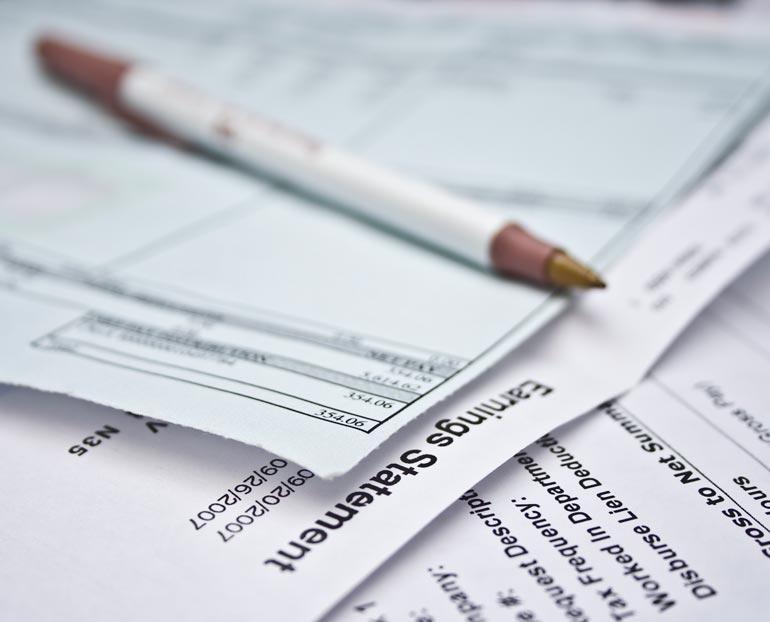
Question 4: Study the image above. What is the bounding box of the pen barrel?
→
[120,66,505,267]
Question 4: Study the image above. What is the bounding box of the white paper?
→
[327,249,770,622]
[2,0,770,476]
[2,113,769,621]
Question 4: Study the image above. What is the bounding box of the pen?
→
[36,34,606,290]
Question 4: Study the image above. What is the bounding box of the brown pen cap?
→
[37,34,128,107]
[36,34,183,144]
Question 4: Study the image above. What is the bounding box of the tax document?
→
[2,1,770,475]
[2,114,769,622]
[328,250,770,622]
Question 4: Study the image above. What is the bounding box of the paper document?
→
[328,250,770,622]
[2,1,770,475]
[2,114,769,621]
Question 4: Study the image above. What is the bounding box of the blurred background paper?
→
[2,0,770,476]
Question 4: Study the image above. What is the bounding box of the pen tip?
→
[547,252,607,290]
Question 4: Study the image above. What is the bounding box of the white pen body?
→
[119,66,505,267]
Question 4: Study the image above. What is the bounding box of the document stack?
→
[1,1,769,621]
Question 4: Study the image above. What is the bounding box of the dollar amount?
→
[316,408,369,427]
[345,391,394,408]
